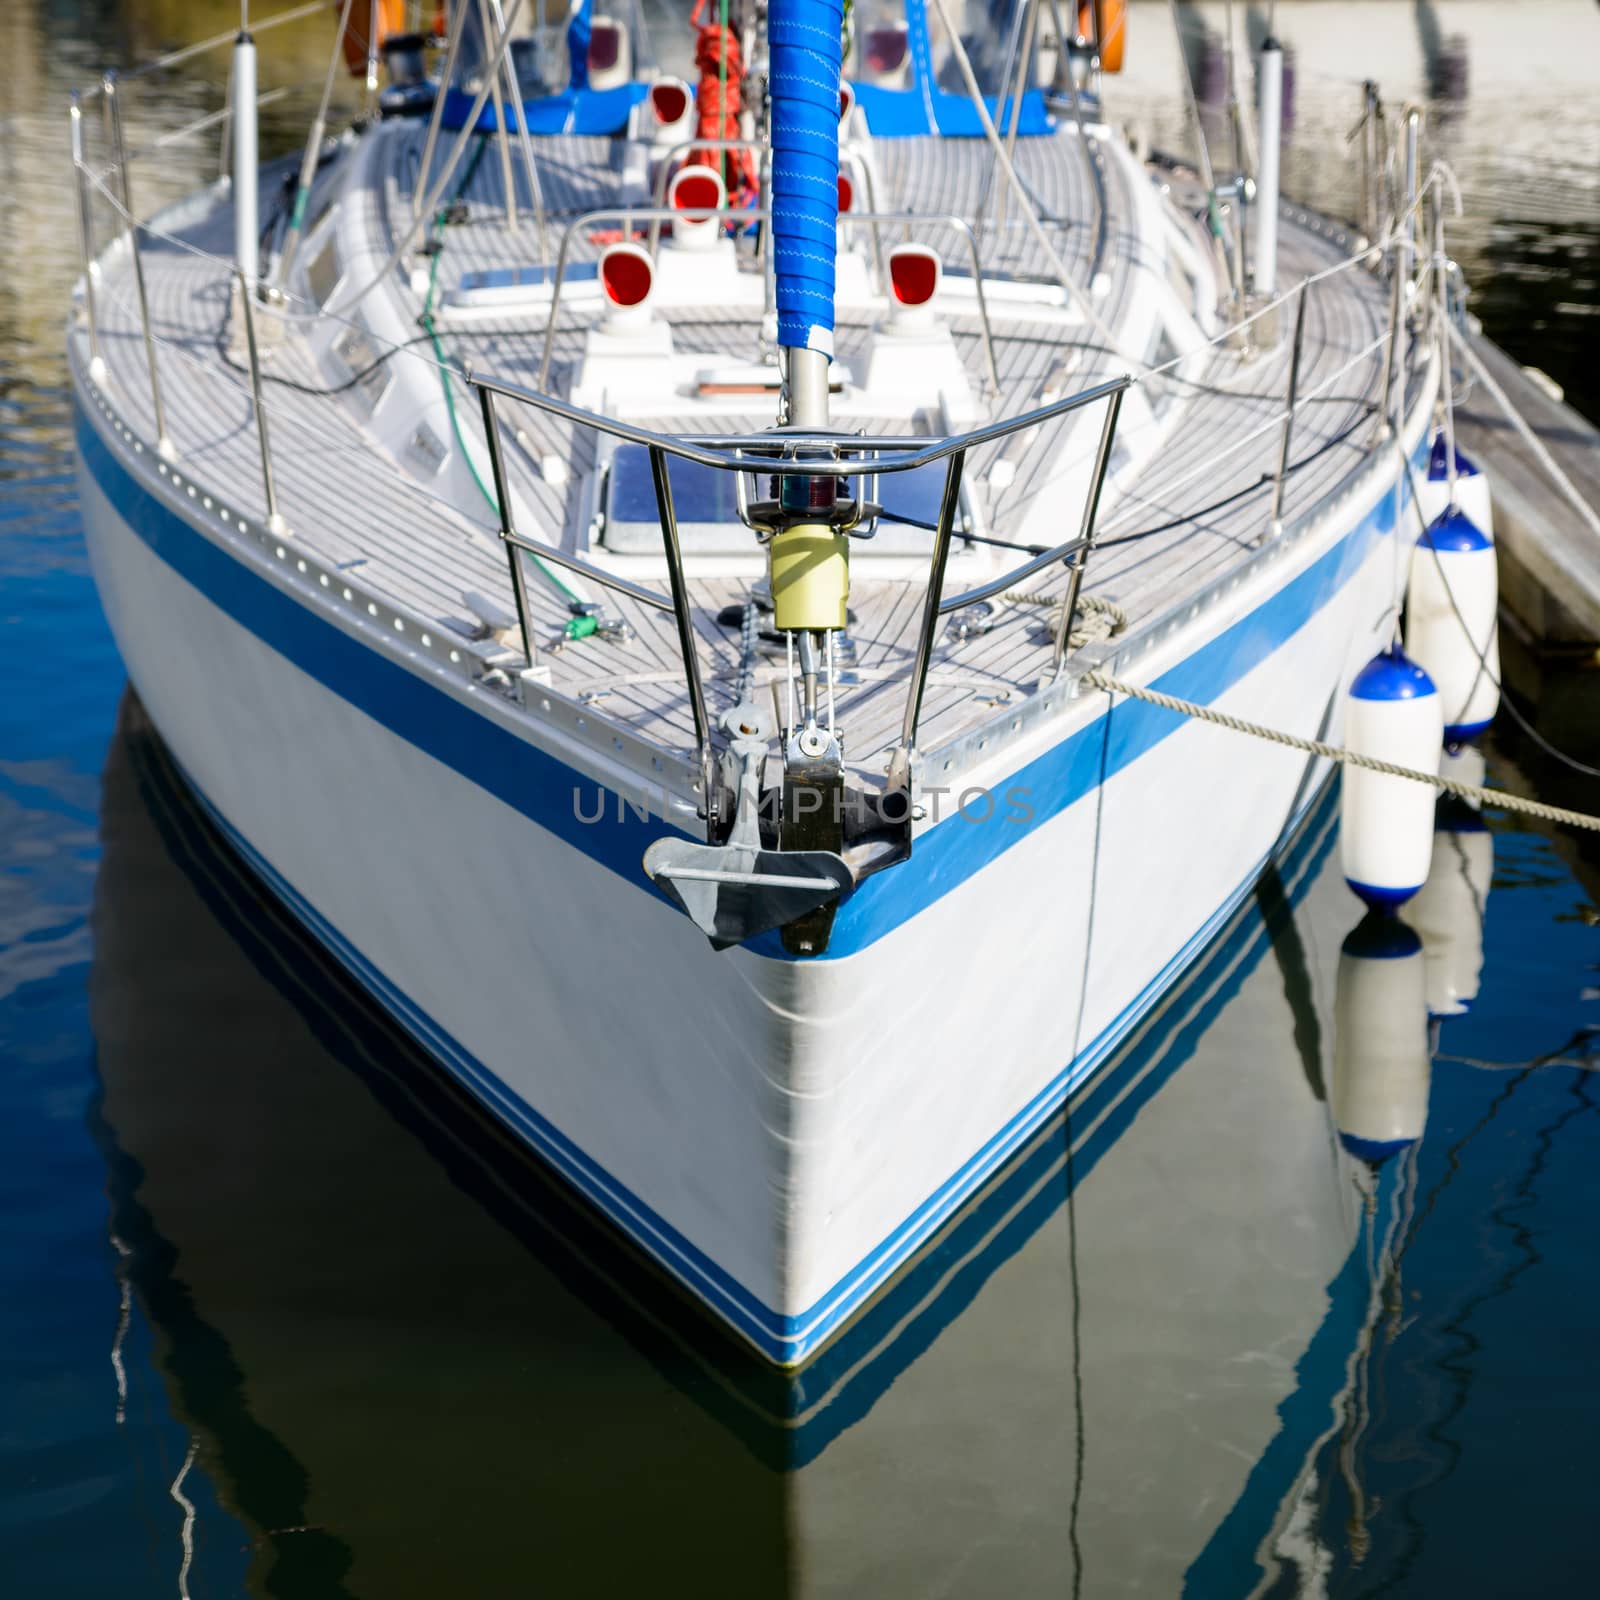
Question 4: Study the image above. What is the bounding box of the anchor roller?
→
[643,701,851,949]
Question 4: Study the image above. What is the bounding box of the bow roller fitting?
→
[769,0,844,358]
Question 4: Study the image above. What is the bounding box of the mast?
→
[765,0,847,642]
[768,0,842,434]
[765,0,848,954]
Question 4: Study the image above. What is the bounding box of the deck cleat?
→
[566,600,634,645]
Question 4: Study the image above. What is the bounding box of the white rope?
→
[1080,669,1600,834]
[1447,322,1600,541]
[1004,588,1126,647]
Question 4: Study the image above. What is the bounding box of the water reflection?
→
[1104,2,1600,416]
[12,1,1582,1589]
[87,692,1600,1600]
[1410,748,1494,1021]
[93,690,1481,1595]
[1333,911,1431,1167]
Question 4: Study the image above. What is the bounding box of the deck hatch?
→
[602,444,749,553]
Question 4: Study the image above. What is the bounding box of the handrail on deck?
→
[477,369,1128,479]
[67,32,1437,840]
[468,370,1131,831]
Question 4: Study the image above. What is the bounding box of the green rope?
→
[419,135,593,638]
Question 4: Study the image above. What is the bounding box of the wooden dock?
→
[1453,332,1600,759]
[1455,334,1600,648]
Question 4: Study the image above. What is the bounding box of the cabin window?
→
[598,449,959,554]
[307,234,341,309]
[330,321,392,413]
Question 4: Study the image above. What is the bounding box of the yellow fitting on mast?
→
[770,524,849,632]
[771,348,849,632]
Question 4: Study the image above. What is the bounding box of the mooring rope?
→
[1079,669,1600,833]
[1002,589,1127,650]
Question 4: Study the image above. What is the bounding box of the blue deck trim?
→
[173,766,803,1357]
[848,81,1053,138]
[74,400,1422,964]
[75,407,682,898]
[815,446,1416,955]
[864,0,1055,138]
[437,83,647,136]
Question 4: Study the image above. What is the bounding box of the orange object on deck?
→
[337,0,407,77]
[1078,0,1127,73]
[687,1,757,204]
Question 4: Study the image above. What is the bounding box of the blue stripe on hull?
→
[74,397,1422,961]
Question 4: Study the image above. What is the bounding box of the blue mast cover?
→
[769,0,843,357]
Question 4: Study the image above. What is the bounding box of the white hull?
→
[75,362,1432,1364]
[90,705,1376,1596]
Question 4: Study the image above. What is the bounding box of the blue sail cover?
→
[567,0,592,91]
[850,0,1054,137]
[769,0,843,357]
[437,0,646,135]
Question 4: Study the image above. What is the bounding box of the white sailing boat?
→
[70,0,1450,1363]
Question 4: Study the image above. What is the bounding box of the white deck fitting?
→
[80,120,1396,784]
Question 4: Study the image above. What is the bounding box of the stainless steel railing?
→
[469,370,1130,831]
[67,26,1431,843]
[100,71,170,458]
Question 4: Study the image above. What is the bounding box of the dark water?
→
[3,3,1599,1595]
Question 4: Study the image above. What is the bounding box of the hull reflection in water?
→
[91,691,1459,1596]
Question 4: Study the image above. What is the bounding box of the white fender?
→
[1405,507,1500,741]
[1341,648,1443,909]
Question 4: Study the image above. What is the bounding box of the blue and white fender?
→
[1340,647,1443,908]
[1405,506,1500,741]
[1414,431,1494,538]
